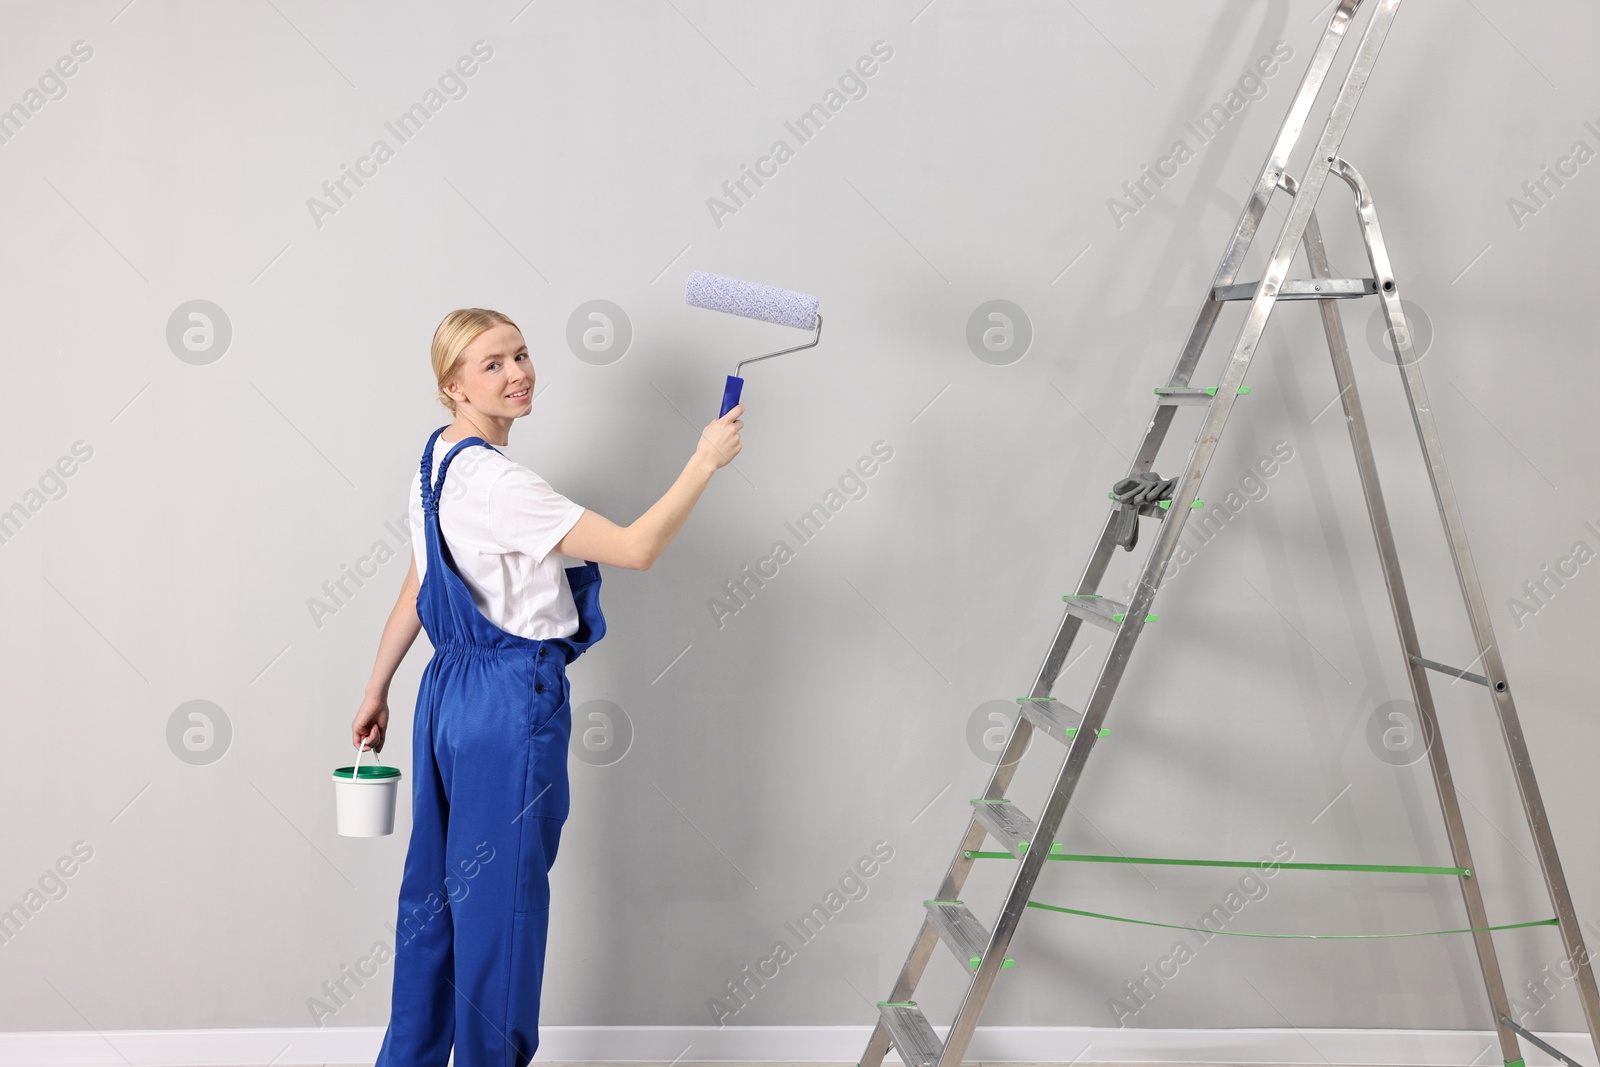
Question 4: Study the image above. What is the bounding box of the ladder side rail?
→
[858,321,1209,1065]
[1210,0,1365,288]
[863,6,1394,1066]
[1299,198,1522,1066]
[1044,0,1369,679]
[1030,0,1374,720]
[862,426,1197,1067]
[1029,0,1374,737]
[1031,0,1373,715]
[988,0,1372,700]
[855,28,1368,1043]
[863,509,1132,1067]
[1028,0,1377,717]
[934,7,1404,1066]
[1161,0,1367,398]
[855,820,982,1067]
[1334,158,1600,1061]
[858,540,1114,1067]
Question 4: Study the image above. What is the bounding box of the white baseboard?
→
[0,1024,1587,1066]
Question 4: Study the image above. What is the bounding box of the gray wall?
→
[2,0,1597,1038]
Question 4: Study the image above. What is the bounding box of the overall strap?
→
[418,426,447,511]
[420,427,504,514]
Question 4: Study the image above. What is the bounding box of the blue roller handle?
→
[718,375,744,418]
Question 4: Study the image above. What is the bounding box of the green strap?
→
[1026,900,1557,940]
[964,848,1469,877]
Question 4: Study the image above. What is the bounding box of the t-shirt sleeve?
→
[487,465,586,564]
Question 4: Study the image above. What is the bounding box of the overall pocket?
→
[527,658,567,736]
[523,701,572,823]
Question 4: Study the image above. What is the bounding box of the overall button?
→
[538,647,546,658]
[535,683,546,694]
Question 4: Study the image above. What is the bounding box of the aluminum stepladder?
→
[857,3,1600,1067]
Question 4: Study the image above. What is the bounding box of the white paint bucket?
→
[333,742,401,837]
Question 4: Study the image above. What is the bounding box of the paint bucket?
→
[333,742,401,837]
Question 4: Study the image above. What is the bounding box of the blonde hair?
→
[431,308,520,414]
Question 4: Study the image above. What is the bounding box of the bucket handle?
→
[351,738,382,782]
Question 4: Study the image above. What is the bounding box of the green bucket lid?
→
[333,765,402,780]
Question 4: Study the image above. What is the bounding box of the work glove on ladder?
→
[1111,471,1177,552]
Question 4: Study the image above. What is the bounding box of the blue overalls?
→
[376,426,606,1067]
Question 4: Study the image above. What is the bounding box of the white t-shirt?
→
[407,434,587,640]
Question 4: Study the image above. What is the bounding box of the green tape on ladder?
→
[1024,900,1558,940]
[962,850,1471,876]
[1064,727,1111,737]
[1204,386,1251,396]
[1112,612,1158,623]
[971,955,1016,970]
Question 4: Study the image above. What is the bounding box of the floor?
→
[192,1062,1354,1067]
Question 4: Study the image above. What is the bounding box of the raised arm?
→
[555,404,743,570]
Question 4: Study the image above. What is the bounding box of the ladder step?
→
[1155,385,1251,406]
[1018,696,1080,745]
[1213,277,1377,301]
[971,798,1036,857]
[924,900,1016,971]
[1061,594,1156,629]
[877,1001,943,1067]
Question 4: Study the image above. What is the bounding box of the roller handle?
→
[718,375,744,418]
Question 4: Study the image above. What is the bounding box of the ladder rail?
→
[858,531,1119,1067]
[863,3,1396,1065]
[1298,187,1521,1065]
[860,499,1131,1067]
[1159,0,1366,402]
[1058,0,1370,674]
[933,7,1407,1066]
[1334,158,1600,1063]
[1209,0,1363,288]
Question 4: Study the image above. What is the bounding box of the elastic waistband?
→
[432,638,573,659]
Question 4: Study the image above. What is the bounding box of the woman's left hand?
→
[352,693,390,753]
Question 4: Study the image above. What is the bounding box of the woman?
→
[352,307,743,1067]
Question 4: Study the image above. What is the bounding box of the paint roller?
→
[684,270,824,417]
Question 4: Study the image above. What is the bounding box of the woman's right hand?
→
[696,404,743,470]
[352,693,389,753]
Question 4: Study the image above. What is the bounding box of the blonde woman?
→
[352,308,742,1066]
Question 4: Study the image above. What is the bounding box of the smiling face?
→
[443,323,534,429]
